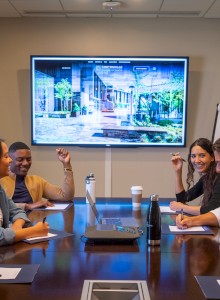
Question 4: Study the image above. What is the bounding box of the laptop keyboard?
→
[102,218,122,225]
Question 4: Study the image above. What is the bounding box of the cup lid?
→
[131,186,143,191]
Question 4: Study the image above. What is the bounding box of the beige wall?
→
[0,17,220,198]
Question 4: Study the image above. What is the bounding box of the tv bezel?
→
[31,55,189,148]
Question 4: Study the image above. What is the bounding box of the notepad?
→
[0,264,40,283]
[160,206,178,214]
[162,224,214,235]
[169,225,205,232]
[34,203,72,211]
[44,203,70,210]
[23,229,74,244]
[24,232,57,242]
[0,267,21,280]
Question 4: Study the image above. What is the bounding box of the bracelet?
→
[64,167,72,172]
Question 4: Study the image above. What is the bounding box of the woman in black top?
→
[170,138,220,215]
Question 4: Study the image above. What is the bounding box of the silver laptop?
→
[86,191,139,228]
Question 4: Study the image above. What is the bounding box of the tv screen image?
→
[31,56,189,147]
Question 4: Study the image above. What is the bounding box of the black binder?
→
[0,264,40,283]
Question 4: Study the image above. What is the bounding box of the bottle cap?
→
[150,194,159,201]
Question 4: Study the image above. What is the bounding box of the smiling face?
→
[0,142,12,178]
[9,149,32,176]
[190,145,214,175]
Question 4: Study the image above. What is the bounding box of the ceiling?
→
[0,0,220,19]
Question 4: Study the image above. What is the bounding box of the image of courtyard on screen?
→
[31,56,188,147]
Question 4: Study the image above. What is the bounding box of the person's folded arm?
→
[170,201,201,215]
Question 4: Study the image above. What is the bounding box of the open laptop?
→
[86,191,139,228]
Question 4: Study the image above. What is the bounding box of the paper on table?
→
[169,225,205,232]
[160,206,177,214]
[0,268,21,279]
[24,232,57,242]
[217,280,220,286]
[43,204,70,210]
[41,203,69,210]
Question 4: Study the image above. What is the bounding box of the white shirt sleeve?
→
[211,207,220,227]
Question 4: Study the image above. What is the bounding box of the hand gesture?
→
[56,148,71,166]
[170,152,184,172]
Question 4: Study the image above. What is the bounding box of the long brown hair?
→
[186,138,216,204]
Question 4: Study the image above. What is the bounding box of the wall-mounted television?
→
[31,55,189,147]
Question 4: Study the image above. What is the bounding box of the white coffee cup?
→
[131,186,143,208]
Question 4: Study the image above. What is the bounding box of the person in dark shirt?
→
[170,138,220,215]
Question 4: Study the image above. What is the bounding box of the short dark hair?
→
[9,142,30,154]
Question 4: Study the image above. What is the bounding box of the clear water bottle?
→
[146,194,161,246]
[86,173,96,204]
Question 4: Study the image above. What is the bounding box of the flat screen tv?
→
[31,55,189,147]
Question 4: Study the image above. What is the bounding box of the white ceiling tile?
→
[0,1,21,17]
[204,0,220,18]
[10,0,63,12]
[0,0,219,18]
[161,0,215,11]
[61,0,163,12]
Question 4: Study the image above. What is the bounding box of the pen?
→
[170,153,186,162]
[42,217,47,223]
[180,209,184,221]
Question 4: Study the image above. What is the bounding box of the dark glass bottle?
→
[146,194,161,246]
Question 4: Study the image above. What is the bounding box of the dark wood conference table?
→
[0,198,219,300]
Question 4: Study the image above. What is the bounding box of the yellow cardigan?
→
[0,171,74,209]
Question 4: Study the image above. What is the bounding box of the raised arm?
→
[171,152,185,194]
[56,148,75,199]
